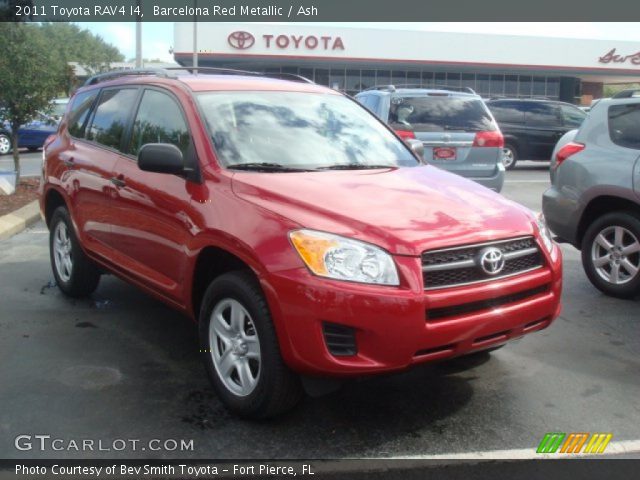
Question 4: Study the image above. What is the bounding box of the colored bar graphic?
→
[537,433,566,453]
[538,433,613,454]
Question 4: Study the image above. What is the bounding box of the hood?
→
[231,166,536,256]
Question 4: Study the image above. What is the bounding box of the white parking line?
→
[388,439,640,459]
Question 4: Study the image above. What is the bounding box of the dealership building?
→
[174,23,640,104]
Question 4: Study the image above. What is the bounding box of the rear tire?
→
[502,144,518,170]
[199,270,303,419]
[581,212,640,299]
[49,206,101,297]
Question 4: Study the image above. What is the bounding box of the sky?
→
[79,22,640,63]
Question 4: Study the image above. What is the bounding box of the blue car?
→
[0,99,68,155]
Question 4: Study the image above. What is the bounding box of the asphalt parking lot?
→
[1,161,639,460]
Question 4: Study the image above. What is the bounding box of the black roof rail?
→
[83,69,173,86]
[83,67,316,87]
[612,89,640,99]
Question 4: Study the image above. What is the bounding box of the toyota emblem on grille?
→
[228,31,255,50]
[478,247,505,275]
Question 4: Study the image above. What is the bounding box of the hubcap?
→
[0,135,10,154]
[53,221,73,282]
[591,225,640,285]
[209,298,261,397]
[502,148,515,168]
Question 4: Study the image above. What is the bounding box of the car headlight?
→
[289,229,400,286]
[536,213,554,253]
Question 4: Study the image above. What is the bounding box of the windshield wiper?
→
[315,164,396,170]
[227,162,312,172]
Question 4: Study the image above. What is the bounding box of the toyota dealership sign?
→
[227,30,345,51]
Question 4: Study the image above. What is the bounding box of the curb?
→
[0,200,41,240]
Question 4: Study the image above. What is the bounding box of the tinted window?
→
[68,90,98,138]
[197,91,417,168]
[560,104,586,128]
[525,103,561,127]
[488,101,525,124]
[609,103,640,149]
[388,96,496,132]
[129,89,190,156]
[86,89,138,150]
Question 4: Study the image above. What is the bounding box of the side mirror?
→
[138,143,184,175]
[405,138,425,161]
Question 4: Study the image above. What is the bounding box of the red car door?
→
[108,87,198,303]
[63,87,139,257]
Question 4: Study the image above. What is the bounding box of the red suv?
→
[39,68,562,418]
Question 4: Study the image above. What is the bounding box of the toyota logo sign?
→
[228,31,255,50]
[478,247,505,275]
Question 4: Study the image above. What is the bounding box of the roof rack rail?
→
[83,67,316,87]
[83,69,173,86]
[362,84,477,95]
[612,89,640,99]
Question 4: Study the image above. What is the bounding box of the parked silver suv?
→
[543,89,640,298]
[356,86,505,192]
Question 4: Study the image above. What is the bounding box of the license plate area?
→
[433,147,457,160]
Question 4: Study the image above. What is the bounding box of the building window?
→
[476,74,490,96]
[546,78,560,99]
[421,71,434,88]
[329,68,345,91]
[392,70,407,85]
[315,69,329,86]
[361,70,376,90]
[490,75,505,97]
[533,77,546,97]
[519,76,532,97]
[462,73,475,91]
[505,75,518,96]
[407,71,421,87]
[435,72,446,87]
[346,69,361,96]
[376,70,391,86]
[299,68,313,82]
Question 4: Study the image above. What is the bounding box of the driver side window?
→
[128,89,191,157]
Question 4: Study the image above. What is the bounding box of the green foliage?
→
[604,83,640,98]
[39,22,124,75]
[0,23,68,183]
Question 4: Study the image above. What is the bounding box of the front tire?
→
[502,144,518,170]
[49,206,101,297]
[582,212,640,298]
[199,270,303,419]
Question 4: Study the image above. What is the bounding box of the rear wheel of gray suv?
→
[502,144,518,170]
[582,212,640,298]
[199,270,303,418]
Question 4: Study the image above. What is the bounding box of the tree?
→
[0,23,67,186]
[40,23,124,77]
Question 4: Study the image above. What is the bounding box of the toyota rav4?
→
[39,68,562,418]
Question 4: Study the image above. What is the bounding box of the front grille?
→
[322,322,357,356]
[427,284,550,321]
[422,236,543,289]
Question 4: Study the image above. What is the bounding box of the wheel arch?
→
[577,195,640,247]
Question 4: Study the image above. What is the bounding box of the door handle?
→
[110,177,126,188]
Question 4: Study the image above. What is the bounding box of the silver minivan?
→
[356,86,505,192]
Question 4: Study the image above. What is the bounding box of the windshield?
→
[389,95,496,133]
[197,91,418,170]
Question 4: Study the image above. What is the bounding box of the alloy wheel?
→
[502,147,515,169]
[591,225,640,285]
[0,135,10,155]
[53,221,73,282]
[209,298,261,397]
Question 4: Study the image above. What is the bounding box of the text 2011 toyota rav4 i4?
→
[39,69,562,418]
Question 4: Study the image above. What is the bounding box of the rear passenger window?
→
[128,89,190,156]
[525,103,561,127]
[488,102,525,124]
[68,90,99,138]
[560,104,586,128]
[609,104,640,149]
[86,88,138,150]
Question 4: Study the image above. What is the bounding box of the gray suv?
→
[543,89,640,298]
[356,86,505,192]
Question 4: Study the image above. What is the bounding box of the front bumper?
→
[264,243,562,377]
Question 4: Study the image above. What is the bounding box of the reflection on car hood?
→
[232,165,536,256]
